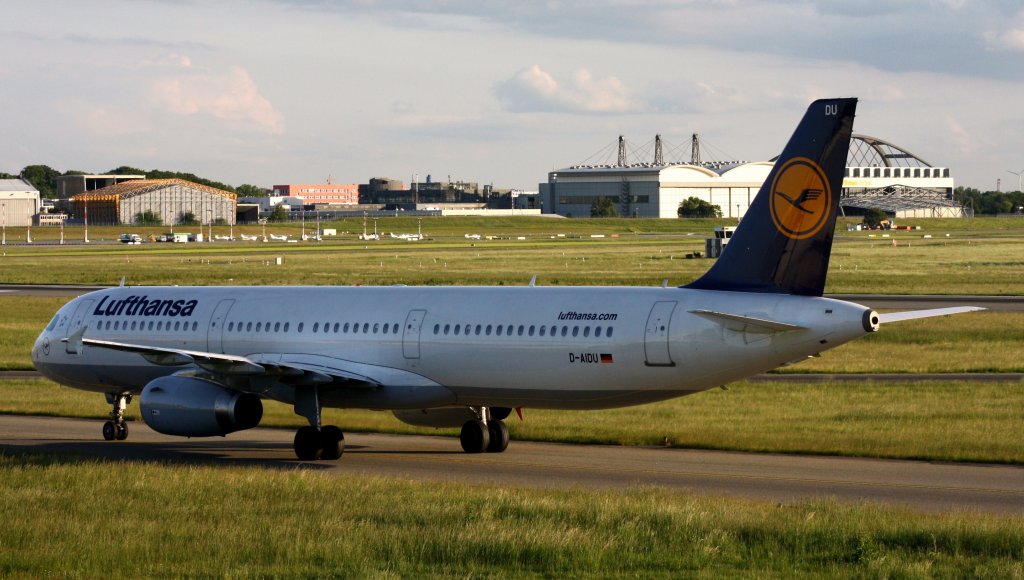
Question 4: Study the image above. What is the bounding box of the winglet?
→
[686,99,857,296]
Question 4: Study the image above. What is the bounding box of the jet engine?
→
[393,406,512,428]
[140,376,263,437]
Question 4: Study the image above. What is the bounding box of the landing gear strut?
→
[102,392,131,441]
[292,387,344,461]
[460,407,509,454]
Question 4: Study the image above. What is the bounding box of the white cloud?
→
[150,66,285,134]
[495,65,638,114]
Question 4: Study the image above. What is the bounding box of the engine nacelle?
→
[392,406,512,428]
[140,376,263,437]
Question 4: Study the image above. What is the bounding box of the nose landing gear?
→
[102,392,131,441]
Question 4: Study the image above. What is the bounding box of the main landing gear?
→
[460,407,509,454]
[102,392,131,441]
[292,386,344,461]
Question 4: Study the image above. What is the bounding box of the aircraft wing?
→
[878,306,985,324]
[68,333,380,387]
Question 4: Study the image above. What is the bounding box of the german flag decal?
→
[769,156,831,240]
[600,353,614,364]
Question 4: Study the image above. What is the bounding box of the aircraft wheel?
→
[294,426,323,461]
[320,426,345,460]
[102,421,117,441]
[486,420,509,453]
[115,422,128,441]
[460,420,490,453]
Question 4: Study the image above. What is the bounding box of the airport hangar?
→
[539,134,966,219]
[0,179,41,227]
[69,178,237,226]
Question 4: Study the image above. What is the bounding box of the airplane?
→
[239,234,259,241]
[269,234,289,241]
[31,98,982,461]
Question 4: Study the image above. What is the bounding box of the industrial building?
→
[273,183,359,205]
[540,134,963,218]
[70,179,236,226]
[0,179,41,227]
[54,174,145,199]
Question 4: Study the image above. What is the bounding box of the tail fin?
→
[686,98,857,296]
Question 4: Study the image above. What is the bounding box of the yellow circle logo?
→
[768,157,832,240]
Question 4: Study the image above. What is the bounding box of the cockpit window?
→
[45,313,60,332]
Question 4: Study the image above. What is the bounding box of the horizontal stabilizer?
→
[689,309,806,333]
[878,306,985,324]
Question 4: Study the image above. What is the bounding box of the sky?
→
[2,0,1022,192]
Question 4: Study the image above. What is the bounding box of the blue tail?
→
[686,98,857,297]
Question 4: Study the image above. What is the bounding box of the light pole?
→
[207,209,213,242]
[1008,170,1024,193]
[2,202,6,245]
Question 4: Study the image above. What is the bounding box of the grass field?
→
[4,377,1022,464]
[1,216,1024,293]
[1,452,1021,577]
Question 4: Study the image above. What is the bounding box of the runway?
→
[2,414,1021,515]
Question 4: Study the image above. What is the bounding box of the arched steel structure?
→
[848,134,933,168]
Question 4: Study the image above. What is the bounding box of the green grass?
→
[5,378,1022,464]
[2,216,1024,292]
[0,453,1021,577]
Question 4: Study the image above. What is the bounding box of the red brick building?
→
[273,183,359,205]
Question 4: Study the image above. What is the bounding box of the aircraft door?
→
[644,301,677,367]
[403,309,426,359]
[64,299,94,354]
[206,299,235,353]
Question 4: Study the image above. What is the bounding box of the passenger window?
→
[572,326,579,337]
[373,323,379,333]
[607,327,614,337]
[228,322,233,331]
[131,321,137,330]
[596,326,602,337]
[298,322,304,332]
[382,323,389,335]
[175,321,181,331]
[529,325,535,336]
[434,324,440,334]
[148,321,154,331]
[313,323,319,332]
[453,325,460,335]
[393,323,399,334]
[496,325,503,336]
[485,325,492,336]
[583,327,590,337]
[561,327,568,337]
[363,323,369,333]
[275,322,281,332]
[443,324,450,335]
[284,322,290,332]
[246,322,252,332]
[475,324,482,335]
[539,326,546,337]
[517,325,524,336]
[507,325,514,336]
[257,322,262,332]
[343,323,350,333]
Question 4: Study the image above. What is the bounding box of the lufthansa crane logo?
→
[769,157,832,240]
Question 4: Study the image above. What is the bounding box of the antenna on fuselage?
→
[119,276,126,287]
[528,275,537,287]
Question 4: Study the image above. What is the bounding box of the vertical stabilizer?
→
[686,98,857,296]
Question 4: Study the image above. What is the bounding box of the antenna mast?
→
[690,133,701,165]
[617,135,627,167]
[654,134,664,165]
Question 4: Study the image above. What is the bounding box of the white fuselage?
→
[32,285,872,410]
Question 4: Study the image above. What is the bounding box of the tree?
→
[590,197,618,217]
[19,164,61,197]
[236,184,268,197]
[677,197,722,218]
[178,211,199,226]
[135,210,162,225]
[861,207,888,228]
[267,204,289,222]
